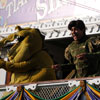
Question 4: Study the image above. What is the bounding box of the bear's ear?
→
[15,26,22,31]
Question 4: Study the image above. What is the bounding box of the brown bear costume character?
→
[0,26,56,84]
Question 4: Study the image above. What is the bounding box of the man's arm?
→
[86,36,100,60]
[77,36,100,60]
[64,45,73,64]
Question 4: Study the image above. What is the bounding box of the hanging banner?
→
[1,0,100,27]
[0,0,76,27]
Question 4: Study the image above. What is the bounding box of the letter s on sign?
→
[36,0,48,21]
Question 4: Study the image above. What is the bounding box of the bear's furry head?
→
[14,26,45,55]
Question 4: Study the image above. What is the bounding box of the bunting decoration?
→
[1,80,100,100]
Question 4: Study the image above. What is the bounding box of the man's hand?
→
[76,53,87,60]
[51,64,61,70]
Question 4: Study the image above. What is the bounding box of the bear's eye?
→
[16,36,25,42]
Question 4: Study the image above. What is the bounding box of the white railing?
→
[0,15,100,40]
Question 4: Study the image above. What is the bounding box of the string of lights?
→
[61,0,100,13]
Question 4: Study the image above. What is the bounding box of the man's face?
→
[70,27,84,41]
